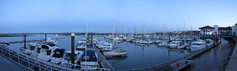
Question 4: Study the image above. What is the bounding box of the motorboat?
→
[45,38,57,46]
[190,40,206,52]
[168,41,181,48]
[177,43,189,49]
[61,51,84,67]
[20,43,58,62]
[103,49,127,58]
[20,43,38,55]
[157,41,168,47]
[50,48,66,64]
[94,40,127,58]
[205,39,214,47]
[76,40,87,50]
[177,42,189,49]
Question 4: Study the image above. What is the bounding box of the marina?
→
[0,31,235,71]
[1,0,237,71]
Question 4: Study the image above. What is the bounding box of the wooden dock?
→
[93,44,115,71]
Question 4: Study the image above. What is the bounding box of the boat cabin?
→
[52,48,65,58]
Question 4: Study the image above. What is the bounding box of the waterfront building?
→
[232,23,237,35]
[199,25,215,36]
[218,27,232,36]
[213,25,219,35]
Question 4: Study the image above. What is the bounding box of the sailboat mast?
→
[85,21,88,69]
[112,19,115,45]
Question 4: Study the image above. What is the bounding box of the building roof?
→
[199,26,214,29]
[218,27,232,30]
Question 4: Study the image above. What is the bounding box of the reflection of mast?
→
[142,46,145,58]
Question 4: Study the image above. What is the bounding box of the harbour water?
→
[185,38,235,71]
[0,35,235,70]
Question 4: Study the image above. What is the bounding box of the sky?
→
[0,0,237,33]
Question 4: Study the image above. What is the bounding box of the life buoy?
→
[176,63,180,67]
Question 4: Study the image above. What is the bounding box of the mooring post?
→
[168,34,171,42]
[45,33,47,42]
[24,34,26,49]
[71,33,75,64]
[91,33,93,46]
[87,33,89,44]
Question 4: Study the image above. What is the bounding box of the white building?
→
[199,25,215,35]
[232,23,237,35]
[213,25,219,35]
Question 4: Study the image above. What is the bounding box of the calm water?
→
[105,39,190,70]
[0,35,235,71]
[185,38,235,71]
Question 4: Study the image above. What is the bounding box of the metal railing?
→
[0,44,110,71]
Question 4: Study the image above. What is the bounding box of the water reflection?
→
[103,38,189,70]
[185,38,235,71]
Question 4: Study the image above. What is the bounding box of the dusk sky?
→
[0,0,237,33]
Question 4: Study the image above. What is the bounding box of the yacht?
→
[103,49,127,58]
[94,40,127,58]
[177,41,189,49]
[36,44,60,62]
[45,38,57,46]
[20,43,38,55]
[157,41,168,47]
[20,43,60,62]
[190,40,206,52]
[76,40,87,50]
[50,48,66,64]
[205,39,214,47]
[61,51,84,67]
[168,41,181,48]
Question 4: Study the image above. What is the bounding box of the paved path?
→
[225,37,237,71]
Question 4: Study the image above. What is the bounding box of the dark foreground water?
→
[184,38,235,71]
[0,35,235,71]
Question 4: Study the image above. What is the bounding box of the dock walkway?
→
[93,44,115,71]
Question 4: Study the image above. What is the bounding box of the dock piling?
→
[23,34,26,49]
[45,33,47,42]
[71,33,75,64]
